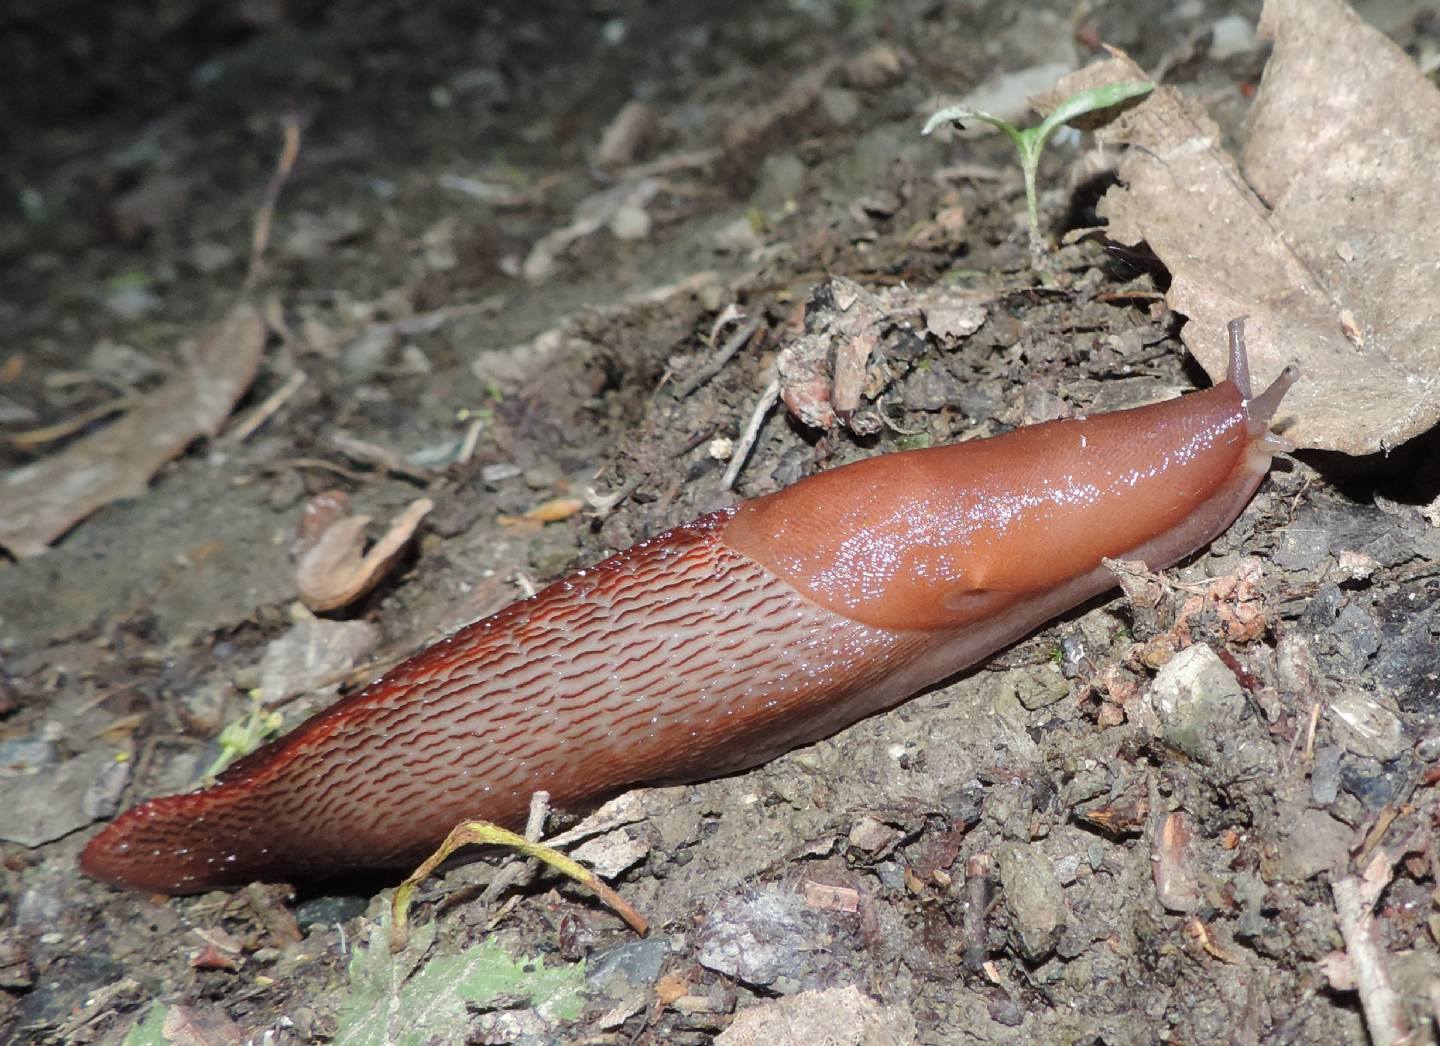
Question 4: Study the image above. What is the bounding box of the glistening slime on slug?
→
[82,320,1298,894]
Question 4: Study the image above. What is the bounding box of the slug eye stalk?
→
[1224,317,1301,441]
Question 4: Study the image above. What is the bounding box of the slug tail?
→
[80,786,282,894]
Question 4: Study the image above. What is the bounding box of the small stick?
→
[8,395,139,448]
[1332,850,1412,1046]
[261,457,370,483]
[455,418,484,466]
[227,369,307,443]
[722,375,780,491]
[247,115,304,290]
[676,318,759,398]
[963,853,991,972]
[388,814,648,952]
[480,791,552,905]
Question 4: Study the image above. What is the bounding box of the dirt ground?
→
[3,0,1439,1043]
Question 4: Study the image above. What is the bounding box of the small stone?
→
[820,87,860,126]
[481,463,523,484]
[1274,526,1332,572]
[81,756,131,821]
[696,889,839,990]
[338,325,397,380]
[1059,633,1088,679]
[0,930,34,989]
[848,815,900,855]
[1210,14,1256,60]
[1311,745,1343,805]
[608,203,651,241]
[1152,812,1202,913]
[840,44,909,90]
[1333,549,1379,582]
[1151,645,1279,781]
[1333,603,1383,668]
[587,937,670,995]
[1008,663,1069,711]
[0,748,117,846]
[998,846,1066,963]
[1329,690,1407,761]
[1340,758,1406,809]
[900,367,961,412]
[570,825,651,878]
[716,985,916,1046]
[1278,808,1351,880]
[920,301,985,341]
[985,987,1025,1027]
[294,894,368,931]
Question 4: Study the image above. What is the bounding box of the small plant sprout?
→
[204,692,284,782]
[922,79,1153,254]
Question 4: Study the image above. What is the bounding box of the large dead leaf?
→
[1071,0,1440,455]
[0,302,265,557]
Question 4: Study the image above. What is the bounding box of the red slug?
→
[81,320,1297,894]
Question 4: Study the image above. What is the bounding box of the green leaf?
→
[333,913,589,1046]
[121,1003,169,1046]
[921,105,1025,151]
[203,693,284,782]
[1031,80,1153,153]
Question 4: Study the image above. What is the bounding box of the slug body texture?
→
[82,323,1297,894]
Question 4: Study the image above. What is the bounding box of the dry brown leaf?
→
[294,496,433,612]
[1060,0,1440,455]
[0,302,265,557]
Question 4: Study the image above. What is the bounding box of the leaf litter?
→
[0,302,265,558]
[1053,0,1440,455]
[333,913,586,1046]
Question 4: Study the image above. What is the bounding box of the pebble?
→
[1329,690,1408,761]
[998,846,1065,963]
[1310,744,1343,805]
[1146,643,1247,768]
[696,889,840,991]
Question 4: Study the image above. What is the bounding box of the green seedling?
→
[203,692,284,781]
[922,80,1153,253]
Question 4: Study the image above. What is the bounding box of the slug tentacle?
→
[1247,363,1301,435]
[81,322,1300,895]
[1225,317,1253,398]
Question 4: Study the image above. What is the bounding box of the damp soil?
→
[3,1,1440,1043]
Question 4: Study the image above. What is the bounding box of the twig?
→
[7,395,139,448]
[227,369,307,443]
[1302,700,1322,763]
[963,853,991,972]
[676,318,759,398]
[261,457,371,484]
[584,477,642,517]
[328,432,433,483]
[721,375,780,491]
[455,418,484,466]
[1332,849,1413,1046]
[247,114,304,290]
[481,790,552,905]
[388,813,648,952]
